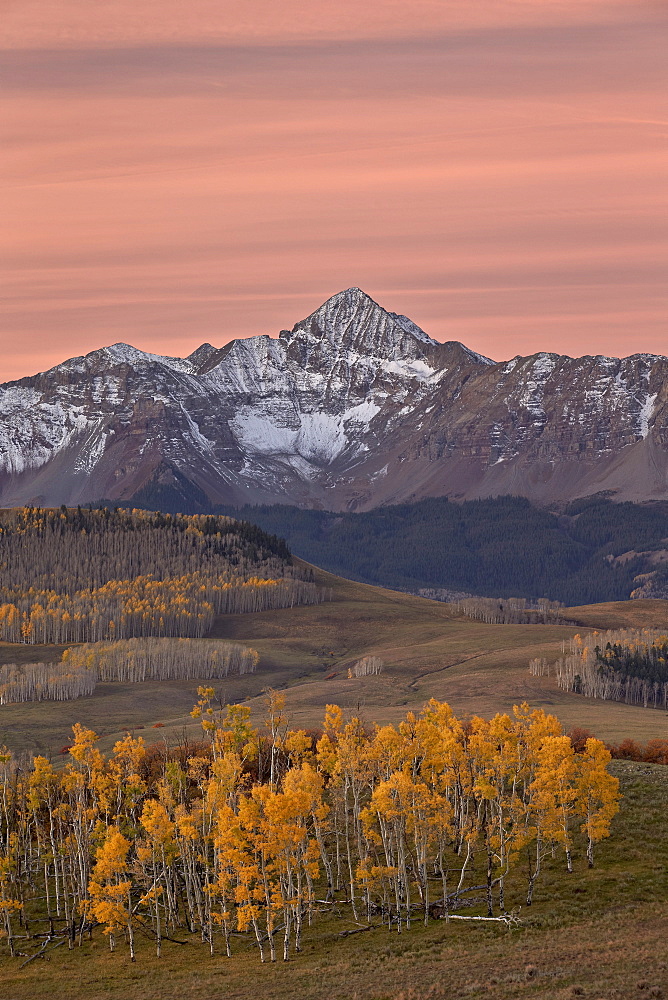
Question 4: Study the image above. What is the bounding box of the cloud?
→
[2,19,667,99]
[1,0,667,380]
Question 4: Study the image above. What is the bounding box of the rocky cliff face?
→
[1,287,667,510]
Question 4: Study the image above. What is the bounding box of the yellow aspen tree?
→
[210,803,247,957]
[315,705,346,898]
[264,688,287,790]
[327,713,370,922]
[0,839,23,958]
[86,828,135,959]
[523,739,572,905]
[368,724,409,782]
[361,776,401,929]
[279,763,325,950]
[138,799,176,956]
[510,704,565,902]
[361,767,437,930]
[27,756,61,922]
[468,712,527,914]
[191,690,257,765]
[284,730,313,768]
[286,760,331,903]
[61,726,108,933]
[108,734,147,822]
[198,753,245,950]
[574,738,620,867]
[244,783,294,961]
[218,704,257,765]
[235,792,276,962]
[175,801,207,935]
[533,735,578,873]
[413,701,462,915]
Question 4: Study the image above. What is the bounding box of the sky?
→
[2,0,667,380]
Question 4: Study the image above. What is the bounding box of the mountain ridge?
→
[1,287,667,510]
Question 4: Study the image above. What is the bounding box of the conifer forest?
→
[219,496,668,605]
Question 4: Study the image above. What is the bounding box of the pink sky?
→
[2,0,667,380]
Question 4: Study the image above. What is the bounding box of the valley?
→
[3,560,667,755]
[0,509,666,1000]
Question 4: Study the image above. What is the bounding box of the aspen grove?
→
[0,638,259,704]
[0,507,326,644]
[544,629,668,710]
[0,696,620,965]
[456,597,565,626]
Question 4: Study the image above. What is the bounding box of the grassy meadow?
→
[2,563,667,755]
[1,564,667,997]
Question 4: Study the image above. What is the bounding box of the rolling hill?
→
[2,559,667,755]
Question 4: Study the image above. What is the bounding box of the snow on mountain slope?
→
[0,287,667,510]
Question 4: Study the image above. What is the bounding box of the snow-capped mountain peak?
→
[0,289,667,511]
[281,287,439,357]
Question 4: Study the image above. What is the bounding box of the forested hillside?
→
[0,507,324,644]
[216,496,668,605]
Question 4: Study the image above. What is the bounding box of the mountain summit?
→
[0,289,666,510]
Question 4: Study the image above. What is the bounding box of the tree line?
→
[0,506,294,591]
[0,574,325,644]
[0,638,260,704]
[0,696,619,965]
[455,596,565,625]
[540,629,668,710]
[0,507,326,645]
[0,660,97,704]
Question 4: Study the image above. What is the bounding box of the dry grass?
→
[2,910,667,1000]
[562,598,668,631]
[2,564,668,754]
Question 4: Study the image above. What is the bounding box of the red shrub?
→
[643,739,668,765]
[613,737,644,760]
[568,727,596,753]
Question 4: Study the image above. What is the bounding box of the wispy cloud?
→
[1,1,667,379]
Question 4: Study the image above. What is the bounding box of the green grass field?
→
[2,565,668,754]
[1,759,666,999]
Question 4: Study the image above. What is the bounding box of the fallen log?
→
[19,937,66,969]
[338,924,374,938]
[442,911,521,927]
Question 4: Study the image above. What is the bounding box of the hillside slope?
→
[218,494,668,605]
[2,562,667,754]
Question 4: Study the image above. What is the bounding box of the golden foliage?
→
[0,699,620,963]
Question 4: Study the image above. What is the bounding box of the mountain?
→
[1,287,667,510]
